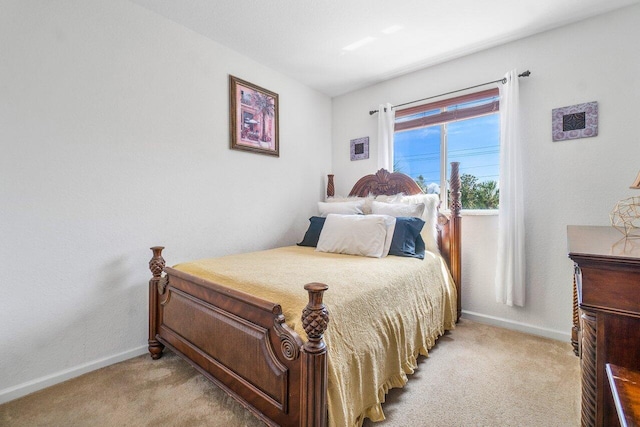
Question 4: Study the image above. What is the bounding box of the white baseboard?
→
[461,310,571,342]
[0,345,148,405]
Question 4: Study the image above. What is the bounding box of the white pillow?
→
[399,194,440,253]
[317,200,364,217]
[316,214,396,258]
[325,195,374,214]
[371,200,425,218]
[373,194,403,204]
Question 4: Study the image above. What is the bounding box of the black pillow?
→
[297,216,326,247]
[389,217,426,259]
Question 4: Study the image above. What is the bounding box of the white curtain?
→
[377,103,394,170]
[495,69,526,307]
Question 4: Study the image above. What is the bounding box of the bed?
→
[147,164,462,427]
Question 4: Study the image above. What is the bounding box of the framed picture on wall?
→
[350,137,369,161]
[552,101,598,142]
[229,75,279,157]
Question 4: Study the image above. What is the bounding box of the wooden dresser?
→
[568,225,640,427]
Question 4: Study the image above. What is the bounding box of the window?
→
[393,88,500,210]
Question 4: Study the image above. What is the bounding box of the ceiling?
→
[129,0,638,97]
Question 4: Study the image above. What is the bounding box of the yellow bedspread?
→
[173,246,457,427]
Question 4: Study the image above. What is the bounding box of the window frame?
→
[394,87,500,210]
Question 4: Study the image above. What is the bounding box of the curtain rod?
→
[369,70,531,115]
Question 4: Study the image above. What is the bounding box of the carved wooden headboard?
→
[325,165,462,321]
[348,169,422,197]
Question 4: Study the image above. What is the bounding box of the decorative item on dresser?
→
[630,171,640,190]
[148,164,463,427]
[568,225,640,427]
[610,172,640,238]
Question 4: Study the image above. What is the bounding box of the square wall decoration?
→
[350,137,369,161]
[552,101,598,142]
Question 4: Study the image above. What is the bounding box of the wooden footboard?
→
[148,247,329,427]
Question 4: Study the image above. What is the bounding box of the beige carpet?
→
[0,319,580,427]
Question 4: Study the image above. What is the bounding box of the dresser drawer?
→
[580,265,640,316]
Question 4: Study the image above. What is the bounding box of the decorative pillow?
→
[325,196,374,214]
[316,214,396,258]
[297,216,326,247]
[371,200,425,218]
[373,193,403,204]
[399,194,440,254]
[318,200,364,217]
[388,217,426,259]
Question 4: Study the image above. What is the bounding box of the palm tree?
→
[476,180,499,209]
[252,92,275,142]
[458,173,499,208]
[460,174,478,208]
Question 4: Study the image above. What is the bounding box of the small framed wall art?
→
[229,75,279,157]
[552,101,598,142]
[350,137,369,161]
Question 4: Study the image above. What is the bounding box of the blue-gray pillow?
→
[389,217,426,259]
[297,216,326,247]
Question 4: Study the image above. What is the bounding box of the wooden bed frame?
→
[148,164,462,427]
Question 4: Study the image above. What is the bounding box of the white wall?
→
[0,0,331,402]
[332,5,640,340]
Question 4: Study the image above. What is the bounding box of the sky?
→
[394,112,500,192]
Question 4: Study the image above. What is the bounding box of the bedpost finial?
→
[149,246,165,278]
[327,174,335,198]
[302,283,329,354]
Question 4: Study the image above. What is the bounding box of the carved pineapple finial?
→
[149,246,165,277]
[301,283,329,354]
